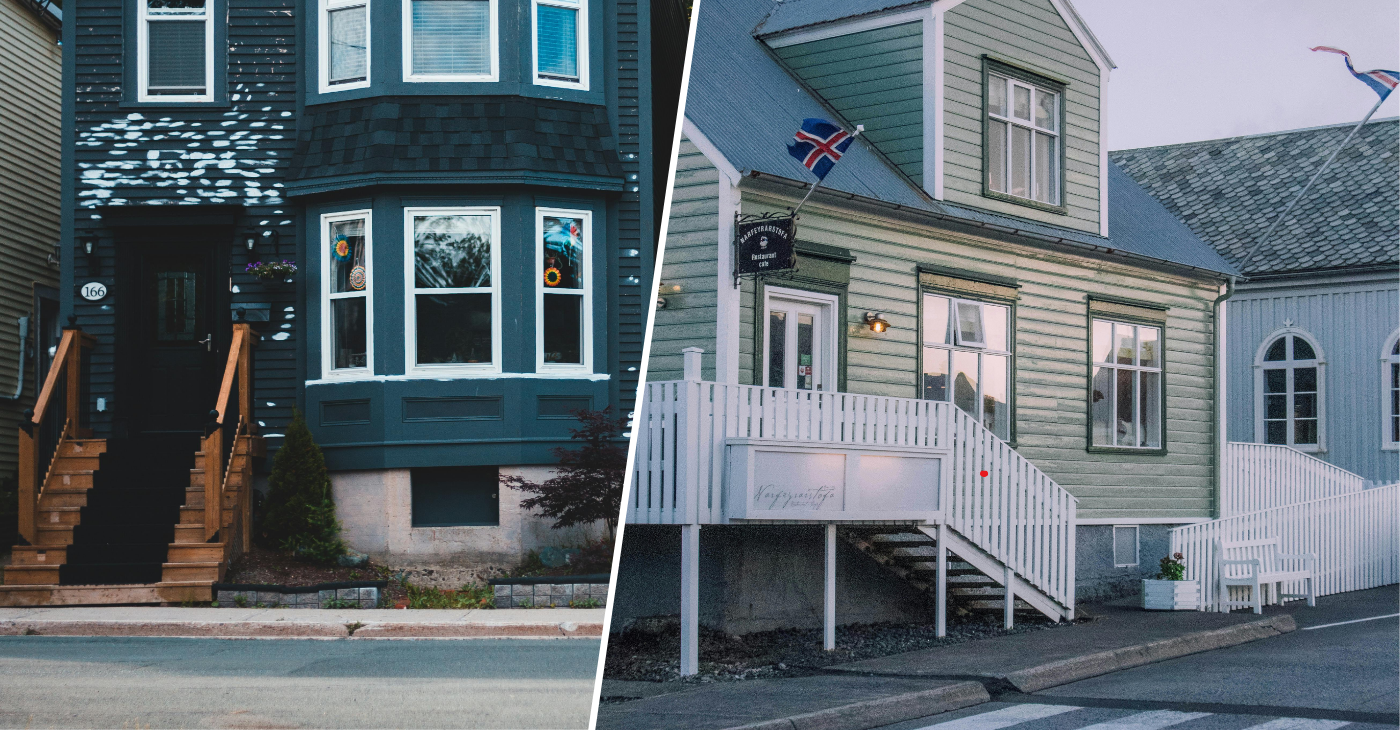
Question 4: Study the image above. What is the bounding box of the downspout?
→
[1213,277,1236,518]
[1,317,30,401]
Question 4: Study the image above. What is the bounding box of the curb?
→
[722,681,990,730]
[1002,614,1297,692]
[0,619,603,639]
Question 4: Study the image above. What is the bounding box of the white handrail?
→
[1171,484,1400,610]
[1221,442,1364,517]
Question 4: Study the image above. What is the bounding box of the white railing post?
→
[682,347,703,382]
[824,523,836,651]
[679,523,700,676]
[677,348,703,525]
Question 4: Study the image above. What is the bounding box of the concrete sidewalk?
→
[0,606,604,638]
[596,601,1313,730]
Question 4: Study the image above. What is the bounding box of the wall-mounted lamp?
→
[47,242,61,266]
[656,296,668,310]
[864,312,890,334]
[656,282,682,310]
[79,235,98,274]
[242,231,257,251]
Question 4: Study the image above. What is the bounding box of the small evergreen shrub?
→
[258,409,346,564]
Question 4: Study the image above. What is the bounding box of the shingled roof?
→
[1111,118,1399,277]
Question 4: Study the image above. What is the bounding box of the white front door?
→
[763,289,836,391]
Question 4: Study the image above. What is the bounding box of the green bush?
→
[258,409,345,563]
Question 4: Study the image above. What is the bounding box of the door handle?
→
[197,334,212,352]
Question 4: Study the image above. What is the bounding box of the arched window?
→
[1254,330,1325,451]
[1384,331,1400,450]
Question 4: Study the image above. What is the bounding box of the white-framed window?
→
[986,72,1059,205]
[1113,525,1139,568]
[1385,331,1400,451]
[137,0,215,102]
[532,0,587,89]
[321,211,373,378]
[404,0,498,82]
[1091,319,1164,449]
[537,208,592,372]
[404,207,502,374]
[320,0,371,92]
[1253,330,1324,451]
[923,293,1012,440]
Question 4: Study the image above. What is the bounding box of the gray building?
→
[1115,118,1400,486]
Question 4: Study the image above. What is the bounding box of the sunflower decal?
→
[544,266,563,287]
[332,234,353,262]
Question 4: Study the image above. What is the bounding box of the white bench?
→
[1216,537,1316,613]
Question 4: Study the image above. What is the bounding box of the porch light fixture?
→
[80,235,96,257]
[242,232,257,251]
[864,312,890,334]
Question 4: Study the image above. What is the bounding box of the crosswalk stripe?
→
[1074,710,1212,730]
[1241,719,1351,730]
[921,703,1082,729]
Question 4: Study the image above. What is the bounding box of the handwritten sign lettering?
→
[753,484,840,511]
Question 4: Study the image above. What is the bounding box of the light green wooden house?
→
[615,0,1238,672]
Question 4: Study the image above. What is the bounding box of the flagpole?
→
[1235,93,1387,276]
[791,125,863,218]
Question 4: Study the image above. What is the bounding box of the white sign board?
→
[725,439,947,522]
[80,282,107,301]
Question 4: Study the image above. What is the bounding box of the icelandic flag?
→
[787,118,855,180]
[1311,46,1399,100]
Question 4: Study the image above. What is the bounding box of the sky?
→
[1071,0,1400,151]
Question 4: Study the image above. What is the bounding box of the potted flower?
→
[1142,552,1200,610]
[246,260,297,284]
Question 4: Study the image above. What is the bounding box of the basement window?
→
[1113,525,1139,568]
[411,466,500,527]
[138,0,214,102]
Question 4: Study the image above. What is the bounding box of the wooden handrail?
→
[204,323,254,540]
[18,327,95,544]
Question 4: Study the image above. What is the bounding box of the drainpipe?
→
[1213,277,1236,518]
[1,317,29,401]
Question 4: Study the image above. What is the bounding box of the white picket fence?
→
[1220,442,1364,517]
[1170,484,1400,610]
[629,371,1077,613]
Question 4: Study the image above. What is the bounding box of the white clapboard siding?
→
[1170,484,1400,610]
[629,376,1078,612]
[1221,442,1365,517]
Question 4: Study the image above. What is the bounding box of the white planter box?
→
[1142,579,1200,610]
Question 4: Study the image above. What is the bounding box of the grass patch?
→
[405,582,495,609]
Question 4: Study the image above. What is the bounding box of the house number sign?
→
[80,282,108,301]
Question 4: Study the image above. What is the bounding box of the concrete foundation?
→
[1074,524,1180,603]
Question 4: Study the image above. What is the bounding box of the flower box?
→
[1142,579,1200,611]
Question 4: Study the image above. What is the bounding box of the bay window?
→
[1254,332,1323,450]
[322,212,372,376]
[406,0,497,81]
[322,0,370,90]
[406,208,501,372]
[138,0,214,101]
[923,293,1011,440]
[1091,319,1164,450]
[537,208,591,371]
[533,0,587,89]
[985,67,1060,207]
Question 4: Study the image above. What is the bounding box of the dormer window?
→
[138,0,214,102]
[985,68,1061,207]
[405,0,499,82]
[533,0,588,89]
[322,0,370,90]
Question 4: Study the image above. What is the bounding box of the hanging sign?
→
[735,216,796,276]
[80,282,108,301]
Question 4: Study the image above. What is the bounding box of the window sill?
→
[1087,445,1168,456]
[408,365,504,378]
[120,100,230,110]
[406,74,499,83]
[534,77,588,91]
[981,189,1069,216]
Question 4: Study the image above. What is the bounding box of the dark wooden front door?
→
[132,245,224,434]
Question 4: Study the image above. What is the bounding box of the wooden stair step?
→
[0,581,214,607]
[35,525,74,546]
[38,507,82,526]
[8,547,66,566]
[162,562,224,583]
[3,565,61,585]
[172,524,206,543]
[166,544,226,562]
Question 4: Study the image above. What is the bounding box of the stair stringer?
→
[921,524,1072,622]
[3,437,107,586]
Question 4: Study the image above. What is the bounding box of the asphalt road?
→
[0,637,601,729]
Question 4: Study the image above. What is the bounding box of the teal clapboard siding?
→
[943,0,1101,234]
[773,22,924,185]
[648,136,722,381]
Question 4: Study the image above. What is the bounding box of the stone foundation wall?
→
[215,584,383,609]
[492,580,610,608]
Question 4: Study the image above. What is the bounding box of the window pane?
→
[1294,392,1316,419]
[415,214,492,289]
[1138,326,1161,369]
[149,0,206,13]
[329,219,366,294]
[983,304,1008,351]
[1115,323,1136,365]
[1010,126,1030,198]
[1264,338,1286,361]
[1091,366,1113,446]
[1035,88,1055,130]
[988,121,1007,193]
[1294,366,1316,393]
[988,74,1006,117]
[1266,420,1286,445]
[982,354,1009,440]
[923,294,950,345]
[952,350,978,418]
[1294,419,1318,445]
[154,270,199,342]
[536,4,579,79]
[328,5,368,84]
[147,20,206,92]
[1139,371,1161,448]
[1034,132,1056,204]
[412,0,492,76]
[1266,394,1287,420]
[923,347,949,401]
[1012,84,1030,120]
[416,293,492,364]
[542,294,583,365]
[768,311,786,387]
[796,314,814,390]
[331,297,367,370]
[955,301,985,346]
[1264,369,1286,393]
[411,466,499,527]
[541,215,584,290]
[1291,336,1315,360]
[1116,368,1134,446]
[1092,320,1112,363]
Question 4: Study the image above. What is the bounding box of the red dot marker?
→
[979,470,989,478]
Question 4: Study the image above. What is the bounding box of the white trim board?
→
[1077,517,1211,525]
[682,119,741,187]
[305,372,612,387]
[761,5,929,48]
